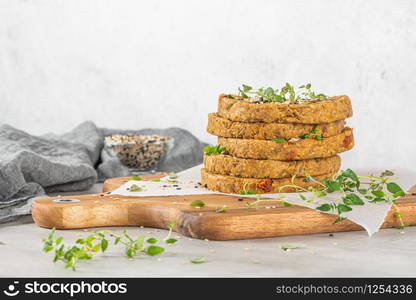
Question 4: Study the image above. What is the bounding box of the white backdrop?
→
[0,0,415,170]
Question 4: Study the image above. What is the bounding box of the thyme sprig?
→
[203,145,226,156]
[43,224,178,270]
[299,124,322,141]
[237,83,327,104]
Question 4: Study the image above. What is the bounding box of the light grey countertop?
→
[1,184,415,278]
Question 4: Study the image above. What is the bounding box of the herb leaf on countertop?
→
[190,200,206,208]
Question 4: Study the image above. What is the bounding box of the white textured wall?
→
[0,0,415,170]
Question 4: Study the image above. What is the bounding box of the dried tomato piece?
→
[257,179,273,192]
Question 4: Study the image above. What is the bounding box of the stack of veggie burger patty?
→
[201,84,354,194]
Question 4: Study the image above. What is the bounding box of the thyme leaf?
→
[203,145,226,156]
[42,228,170,270]
[237,83,327,104]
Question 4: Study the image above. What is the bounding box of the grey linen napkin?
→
[0,121,206,222]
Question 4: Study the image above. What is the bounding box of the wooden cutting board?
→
[32,175,416,240]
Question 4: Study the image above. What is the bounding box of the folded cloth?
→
[0,121,206,222]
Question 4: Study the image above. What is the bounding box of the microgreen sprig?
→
[237,83,327,104]
[299,124,322,141]
[165,221,178,244]
[190,200,206,208]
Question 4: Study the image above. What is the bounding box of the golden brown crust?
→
[207,113,346,139]
[217,94,353,124]
[218,128,354,160]
[200,168,335,194]
[203,154,340,179]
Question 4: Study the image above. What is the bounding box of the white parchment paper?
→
[111,164,416,236]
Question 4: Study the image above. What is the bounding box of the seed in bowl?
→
[104,134,174,172]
